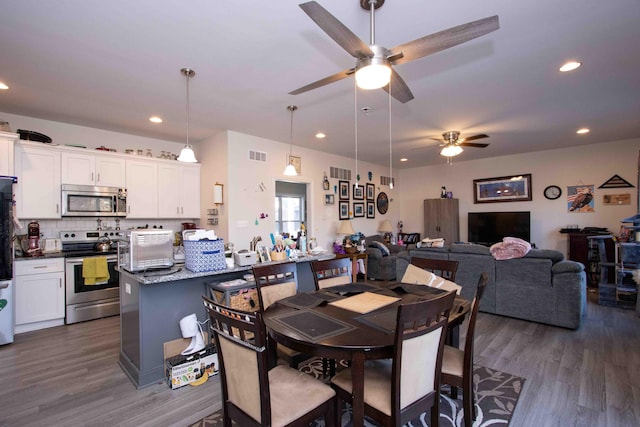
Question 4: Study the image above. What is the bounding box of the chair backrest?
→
[463,272,488,372]
[311,257,352,290]
[252,261,298,310]
[203,296,271,425]
[410,257,459,281]
[392,291,456,417]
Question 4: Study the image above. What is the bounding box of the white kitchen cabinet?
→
[15,143,61,219]
[125,159,158,218]
[61,152,126,187]
[157,163,201,218]
[0,131,17,176]
[14,257,65,333]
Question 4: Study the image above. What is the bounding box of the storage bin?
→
[208,279,259,312]
[184,239,225,272]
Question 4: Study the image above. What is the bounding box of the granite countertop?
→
[14,252,65,261]
[118,252,335,285]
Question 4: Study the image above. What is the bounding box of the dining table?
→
[262,281,471,427]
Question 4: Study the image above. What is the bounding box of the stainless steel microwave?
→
[61,184,127,217]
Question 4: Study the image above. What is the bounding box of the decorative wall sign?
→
[339,201,350,220]
[603,193,631,205]
[598,174,634,188]
[339,180,350,200]
[353,202,365,217]
[473,174,532,203]
[366,183,375,200]
[322,172,330,190]
[366,201,375,218]
[376,192,389,214]
[567,185,594,212]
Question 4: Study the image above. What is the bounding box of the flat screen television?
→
[467,211,531,246]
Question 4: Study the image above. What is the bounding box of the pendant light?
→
[177,67,197,163]
[283,105,298,176]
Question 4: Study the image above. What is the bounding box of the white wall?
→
[224,131,401,251]
[397,138,639,255]
[196,130,229,240]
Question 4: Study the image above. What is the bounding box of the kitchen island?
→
[118,254,333,389]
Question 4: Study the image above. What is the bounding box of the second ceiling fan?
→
[289,0,500,103]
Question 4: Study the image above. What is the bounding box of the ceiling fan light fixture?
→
[440,144,463,157]
[356,55,391,89]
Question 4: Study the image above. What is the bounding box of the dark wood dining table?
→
[262,281,470,427]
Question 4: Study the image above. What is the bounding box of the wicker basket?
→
[211,287,259,312]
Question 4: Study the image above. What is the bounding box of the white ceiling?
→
[1,0,639,168]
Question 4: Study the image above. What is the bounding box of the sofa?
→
[364,234,408,281]
[396,243,586,329]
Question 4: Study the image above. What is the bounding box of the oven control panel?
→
[60,230,125,243]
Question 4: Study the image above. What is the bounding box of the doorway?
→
[275,181,307,237]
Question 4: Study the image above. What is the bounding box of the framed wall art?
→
[324,194,335,205]
[339,201,350,220]
[288,155,301,174]
[353,184,364,200]
[567,185,594,212]
[473,174,532,203]
[339,180,350,200]
[366,183,375,200]
[376,192,389,214]
[353,202,365,217]
[366,201,375,218]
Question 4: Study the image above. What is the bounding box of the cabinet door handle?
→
[91,172,94,182]
[34,265,48,269]
[177,206,180,214]
[181,206,184,214]
[97,173,101,182]
[56,203,59,213]
[59,278,62,288]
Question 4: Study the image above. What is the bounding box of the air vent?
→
[380,176,395,187]
[249,150,267,162]
[330,166,351,181]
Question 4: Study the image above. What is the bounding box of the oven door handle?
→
[66,256,118,265]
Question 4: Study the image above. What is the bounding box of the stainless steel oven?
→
[61,230,124,324]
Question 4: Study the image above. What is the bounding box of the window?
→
[274,196,304,235]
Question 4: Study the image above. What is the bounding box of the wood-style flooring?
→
[0,292,638,427]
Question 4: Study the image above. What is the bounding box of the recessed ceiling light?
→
[559,61,582,72]
[315,132,326,139]
[149,116,163,123]
[400,158,408,162]
[0,82,8,90]
[576,128,590,134]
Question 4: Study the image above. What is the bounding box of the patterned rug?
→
[190,358,524,427]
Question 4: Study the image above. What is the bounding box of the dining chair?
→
[310,257,353,377]
[330,291,456,427]
[203,297,337,427]
[252,261,312,368]
[440,272,488,427]
[410,258,459,281]
[311,257,352,290]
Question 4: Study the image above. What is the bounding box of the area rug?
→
[190,358,524,427]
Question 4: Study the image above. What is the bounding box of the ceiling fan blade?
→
[382,69,414,103]
[388,15,499,66]
[461,133,489,142]
[299,1,373,59]
[459,142,489,148]
[289,68,355,95]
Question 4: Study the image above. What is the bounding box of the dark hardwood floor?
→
[0,292,638,427]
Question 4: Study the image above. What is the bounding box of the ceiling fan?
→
[289,0,499,103]
[414,130,490,160]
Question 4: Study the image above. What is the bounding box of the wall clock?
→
[376,192,389,214]
[544,185,562,200]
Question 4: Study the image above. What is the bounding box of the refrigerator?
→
[0,177,15,345]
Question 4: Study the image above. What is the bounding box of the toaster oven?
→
[118,229,175,272]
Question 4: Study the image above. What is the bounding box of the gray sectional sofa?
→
[397,243,586,329]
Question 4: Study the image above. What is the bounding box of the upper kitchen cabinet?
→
[61,152,125,187]
[0,131,17,176]
[15,143,61,219]
[157,163,201,218]
[125,159,158,218]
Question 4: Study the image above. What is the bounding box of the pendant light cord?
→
[185,72,190,148]
[290,107,294,157]
[388,77,393,189]
[354,78,358,188]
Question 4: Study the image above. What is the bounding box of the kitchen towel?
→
[83,257,110,285]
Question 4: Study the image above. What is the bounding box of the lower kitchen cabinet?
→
[14,257,65,333]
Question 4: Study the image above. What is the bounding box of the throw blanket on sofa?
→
[490,237,532,260]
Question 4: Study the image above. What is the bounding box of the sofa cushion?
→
[369,241,390,257]
[450,243,491,256]
[525,249,564,264]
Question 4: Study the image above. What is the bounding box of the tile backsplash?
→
[16,218,199,238]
